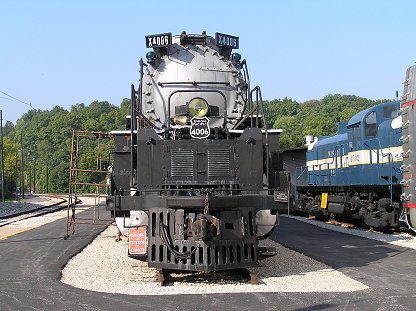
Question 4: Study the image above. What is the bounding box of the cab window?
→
[351,125,360,149]
[364,111,377,137]
[382,106,398,119]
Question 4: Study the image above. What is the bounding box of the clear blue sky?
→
[1,0,415,124]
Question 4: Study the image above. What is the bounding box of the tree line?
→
[1,99,130,197]
[263,94,391,148]
[0,94,391,197]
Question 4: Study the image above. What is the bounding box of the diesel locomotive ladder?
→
[65,130,113,239]
[401,64,416,227]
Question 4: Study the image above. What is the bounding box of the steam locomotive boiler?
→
[106,32,284,272]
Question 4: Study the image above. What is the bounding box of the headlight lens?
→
[188,98,208,117]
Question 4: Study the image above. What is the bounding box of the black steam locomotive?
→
[106,32,285,272]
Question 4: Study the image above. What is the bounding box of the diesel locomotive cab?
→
[293,101,404,229]
[106,32,284,272]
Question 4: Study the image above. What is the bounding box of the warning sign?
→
[129,227,148,255]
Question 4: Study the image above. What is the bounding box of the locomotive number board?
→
[215,32,239,49]
[145,33,172,48]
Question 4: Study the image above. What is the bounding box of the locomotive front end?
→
[107,32,282,272]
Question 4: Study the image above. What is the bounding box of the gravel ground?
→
[283,214,416,250]
[61,225,368,295]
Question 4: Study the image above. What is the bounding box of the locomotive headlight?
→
[188,98,209,117]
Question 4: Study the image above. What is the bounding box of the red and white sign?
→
[129,227,148,255]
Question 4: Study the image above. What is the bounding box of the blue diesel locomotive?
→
[293,100,404,228]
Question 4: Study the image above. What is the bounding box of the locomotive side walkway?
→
[0,208,416,310]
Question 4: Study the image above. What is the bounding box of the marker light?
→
[188,98,209,117]
[173,115,188,126]
[146,51,157,62]
[231,53,241,63]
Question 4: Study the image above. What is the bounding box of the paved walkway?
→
[0,211,415,310]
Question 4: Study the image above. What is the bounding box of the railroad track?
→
[156,268,259,286]
[0,194,71,228]
[326,218,415,235]
[293,213,415,235]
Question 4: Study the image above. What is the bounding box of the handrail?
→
[299,137,397,208]
[231,86,265,130]
[250,87,259,128]
[130,83,136,189]
[362,136,395,205]
[227,59,255,129]
[252,86,269,187]
[241,60,251,112]
[158,81,230,87]
[295,142,348,188]
[231,107,257,130]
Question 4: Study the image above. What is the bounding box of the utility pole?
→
[20,132,24,198]
[15,150,18,199]
[45,162,48,193]
[0,110,5,202]
[33,158,36,194]
[29,166,31,193]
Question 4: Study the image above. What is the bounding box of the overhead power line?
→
[0,90,34,108]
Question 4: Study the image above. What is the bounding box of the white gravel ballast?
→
[61,225,368,295]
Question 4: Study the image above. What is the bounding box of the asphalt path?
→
[1,211,416,310]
